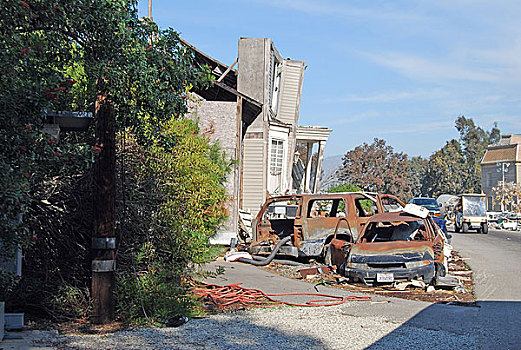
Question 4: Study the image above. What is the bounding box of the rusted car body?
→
[331,210,448,285]
[249,192,404,259]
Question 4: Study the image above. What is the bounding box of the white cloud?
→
[359,51,498,83]
[328,111,382,125]
[325,88,449,104]
[377,120,454,135]
[244,0,429,23]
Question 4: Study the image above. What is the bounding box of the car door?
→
[301,196,348,242]
[349,193,380,239]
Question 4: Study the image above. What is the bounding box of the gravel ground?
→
[32,305,477,350]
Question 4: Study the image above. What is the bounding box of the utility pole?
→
[148,0,152,20]
[92,92,116,324]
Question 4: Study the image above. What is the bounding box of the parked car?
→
[330,206,450,286]
[409,197,447,233]
[249,192,405,261]
[409,197,441,216]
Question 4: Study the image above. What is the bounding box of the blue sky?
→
[138,0,521,158]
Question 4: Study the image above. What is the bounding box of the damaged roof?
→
[179,37,262,127]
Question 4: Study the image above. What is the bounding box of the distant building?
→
[481,134,521,211]
[185,37,331,244]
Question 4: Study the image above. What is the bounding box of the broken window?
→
[269,52,282,114]
[307,199,346,218]
[263,199,299,220]
[354,197,378,217]
[361,220,427,242]
[381,196,403,212]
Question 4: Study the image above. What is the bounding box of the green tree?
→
[337,138,411,201]
[422,139,466,197]
[455,116,500,192]
[327,183,363,193]
[421,116,500,198]
[115,119,229,321]
[1,0,218,321]
[408,156,428,197]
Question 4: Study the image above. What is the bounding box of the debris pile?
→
[260,250,475,304]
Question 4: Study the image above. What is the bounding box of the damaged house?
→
[185,37,332,244]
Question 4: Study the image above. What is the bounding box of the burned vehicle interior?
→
[260,198,300,239]
[360,219,430,243]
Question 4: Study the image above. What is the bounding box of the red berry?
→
[19,146,27,152]
[55,151,61,156]
[22,2,29,8]
[25,124,32,131]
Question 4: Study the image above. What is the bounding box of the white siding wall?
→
[277,60,304,125]
[277,60,305,189]
[243,138,266,216]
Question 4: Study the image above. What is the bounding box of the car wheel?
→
[482,223,488,234]
[462,222,469,233]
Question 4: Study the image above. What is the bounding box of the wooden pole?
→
[92,93,116,324]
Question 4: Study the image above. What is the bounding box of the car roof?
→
[267,192,380,200]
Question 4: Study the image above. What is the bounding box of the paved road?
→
[450,227,521,301]
[448,227,521,348]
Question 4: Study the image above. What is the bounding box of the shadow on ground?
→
[367,301,521,349]
[36,312,327,350]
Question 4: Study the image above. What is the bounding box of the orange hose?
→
[190,282,371,308]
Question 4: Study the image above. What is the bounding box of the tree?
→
[1,0,219,322]
[337,138,411,201]
[327,183,363,194]
[408,156,427,197]
[422,139,466,197]
[455,116,500,192]
[491,182,521,212]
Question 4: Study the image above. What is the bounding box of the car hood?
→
[349,241,434,263]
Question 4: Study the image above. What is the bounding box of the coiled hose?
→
[238,236,292,266]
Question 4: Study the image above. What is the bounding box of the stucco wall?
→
[188,100,239,240]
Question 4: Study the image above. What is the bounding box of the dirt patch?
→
[260,250,476,305]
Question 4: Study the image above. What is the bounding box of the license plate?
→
[377,273,394,283]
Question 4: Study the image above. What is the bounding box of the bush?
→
[115,118,230,322]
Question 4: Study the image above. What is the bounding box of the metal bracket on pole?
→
[92,237,116,250]
[92,260,116,272]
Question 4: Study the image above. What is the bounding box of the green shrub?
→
[115,118,230,323]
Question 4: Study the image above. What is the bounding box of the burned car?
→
[249,192,404,262]
[331,206,449,286]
